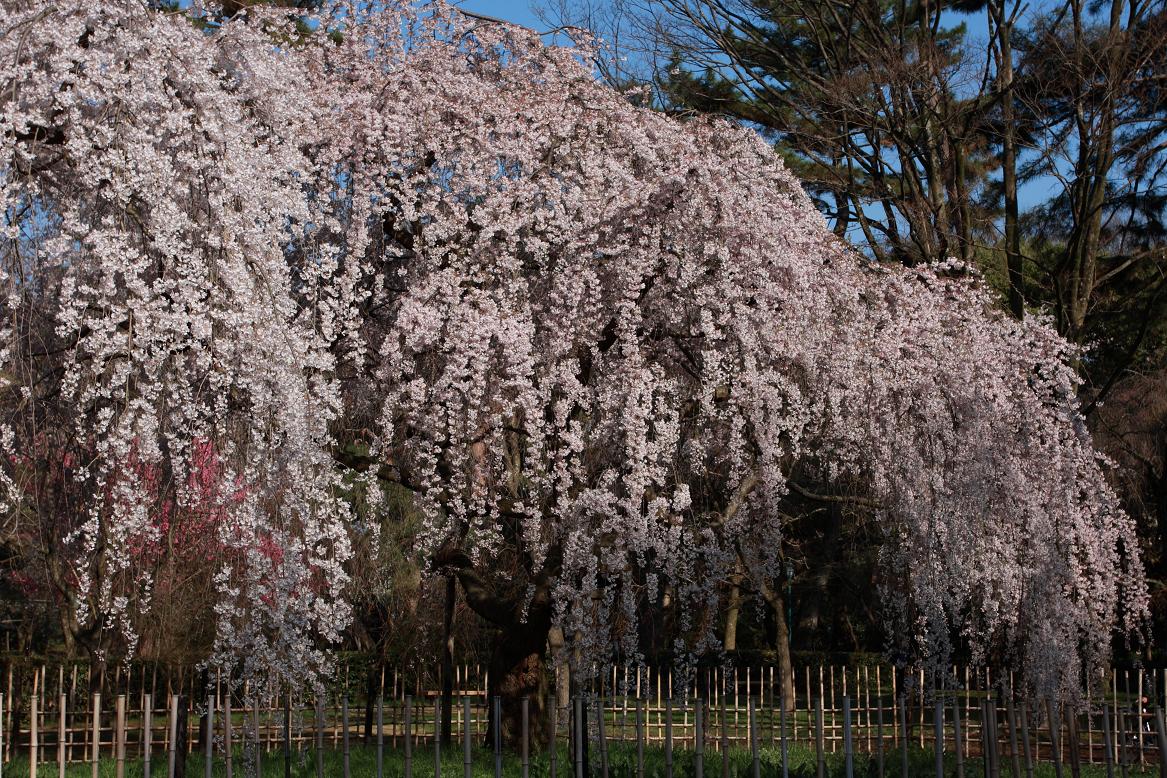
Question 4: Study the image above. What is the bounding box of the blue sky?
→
[453,0,543,29]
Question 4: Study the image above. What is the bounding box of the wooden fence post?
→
[953,694,964,778]
[877,692,885,778]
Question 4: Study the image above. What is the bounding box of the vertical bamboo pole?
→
[877,689,885,778]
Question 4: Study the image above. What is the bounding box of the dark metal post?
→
[463,697,472,778]
[405,695,413,778]
[521,697,530,778]
[493,696,501,778]
[376,696,383,778]
[342,696,350,778]
[696,698,705,778]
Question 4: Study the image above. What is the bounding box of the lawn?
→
[4,741,1158,778]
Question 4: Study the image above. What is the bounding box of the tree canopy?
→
[0,0,1148,710]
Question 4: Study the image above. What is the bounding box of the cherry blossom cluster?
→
[0,0,1147,700]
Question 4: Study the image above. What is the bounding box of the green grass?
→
[5,742,1158,778]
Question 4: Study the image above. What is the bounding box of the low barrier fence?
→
[1,663,1165,776]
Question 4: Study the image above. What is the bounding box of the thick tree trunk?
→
[486,616,552,748]
[438,542,561,748]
